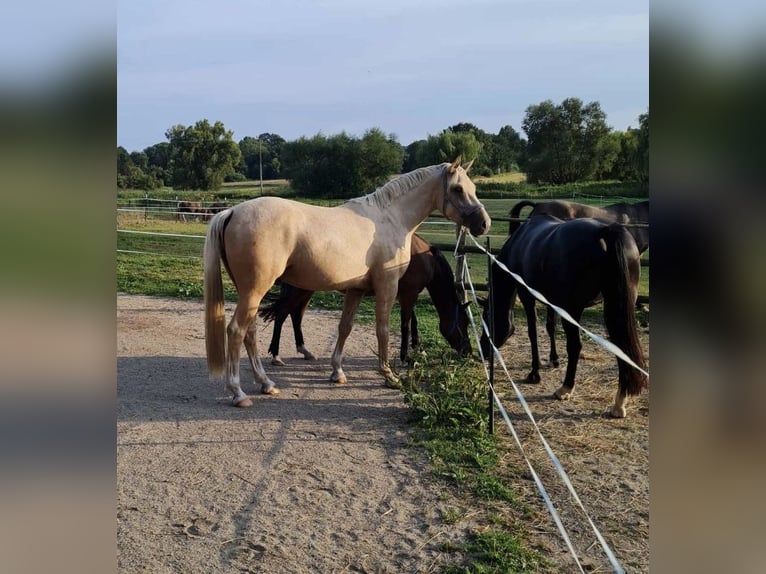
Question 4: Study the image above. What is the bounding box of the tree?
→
[493,125,526,173]
[237,133,286,181]
[165,119,241,190]
[117,146,161,190]
[635,111,649,183]
[522,98,613,183]
[414,130,482,168]
[281,129,402,198]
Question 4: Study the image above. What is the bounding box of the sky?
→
[117,0,649,152]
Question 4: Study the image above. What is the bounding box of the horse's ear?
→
[449,155,462,174]
[462,159,474,173]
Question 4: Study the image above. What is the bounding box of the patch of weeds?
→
[399,350,548,572]
[445,530,548,573]
[177,281,202,298]
[442,507,466,525]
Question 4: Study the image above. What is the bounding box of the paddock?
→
[117,293,649,572]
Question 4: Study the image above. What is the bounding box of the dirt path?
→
[117,294,475,573]
[117,294,649,573]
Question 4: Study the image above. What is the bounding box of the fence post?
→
[144,193,148,222]
[486,235,495,435]
[454,224,469,305]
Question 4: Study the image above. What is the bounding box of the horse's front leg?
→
[374,284,399,386]
[268,312,288,366]
[397,292,418,363]
[293,291,317,361]
[330,290,364,384]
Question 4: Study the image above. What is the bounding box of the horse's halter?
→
[441,167,483,227]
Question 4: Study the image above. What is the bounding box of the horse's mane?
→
[348,164,444,210]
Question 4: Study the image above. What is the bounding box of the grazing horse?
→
[204,158,490,407]
[259,234,472,365]
[508,199,650,254]
[203,201,229,222]
[177,200,206,222]
[480,215,647,417]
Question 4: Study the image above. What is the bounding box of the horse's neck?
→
[424,268,456,322]
[387,179,441,231]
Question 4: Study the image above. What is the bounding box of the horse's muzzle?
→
[465,208,491,237]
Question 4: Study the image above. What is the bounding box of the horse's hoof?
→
[609,406,627,418]
[550,359,560,368]
[303,352,317,361]
[522,374,541,384]
[271,356,286,366]
[233,396,253,408]
[331,373,347,385]
[553,386,572,401]
[384,377,402,390]
[262,383,280,395]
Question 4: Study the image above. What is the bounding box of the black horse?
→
[481,215,648,417]
[259,234,472,364]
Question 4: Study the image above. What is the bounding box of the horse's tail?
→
[203,208,233,379]
[600,223,647,396]
[508,200,537,235]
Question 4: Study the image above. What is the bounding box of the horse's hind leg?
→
[330,290,364,384]
[553,315,582,401]
[244,320,279,395]
[519,292,541,384]
[545,306,560,367]
[226,298,264,407]
[610,388,628,419]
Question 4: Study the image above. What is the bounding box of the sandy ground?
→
[117,294,648,573]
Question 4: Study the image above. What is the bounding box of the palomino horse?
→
[508,199,650,254]
[204,158,490,407]
[480,215,647,417]
[259,234,472,365]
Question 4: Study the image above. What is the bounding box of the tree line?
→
[117,98,648,196]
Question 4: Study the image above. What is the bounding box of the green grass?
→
[399,352,549,572]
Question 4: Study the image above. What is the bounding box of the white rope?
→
[117,229,206,239]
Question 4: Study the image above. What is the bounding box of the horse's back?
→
[508,216,623,304]
[223,196,402,292]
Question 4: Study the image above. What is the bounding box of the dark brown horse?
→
[481,215,647,417]
[259,234,472,364]
[177,201,206,222]
[508,199,649,254]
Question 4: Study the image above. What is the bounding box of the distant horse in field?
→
[508,199,649,254]
[204,158,490,407]
[259,234,472,365]
[206,201,229,220]
[177,201,206,222]
[480,215,647,418]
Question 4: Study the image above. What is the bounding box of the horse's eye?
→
[453,184,464,194]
